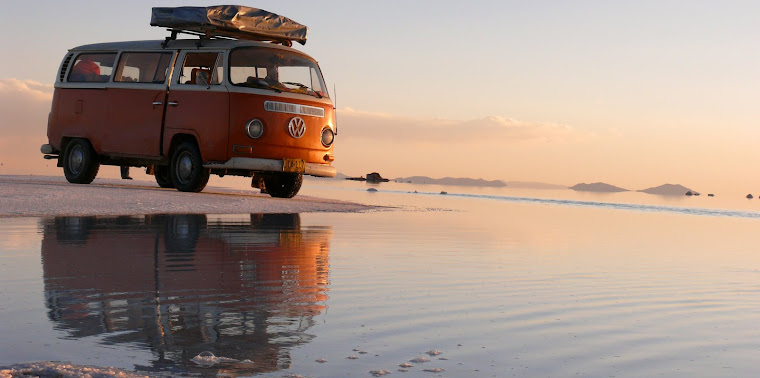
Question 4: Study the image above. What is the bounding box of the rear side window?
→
[178,52,223,85]
[114,52,173,83]
[68,53,117,82]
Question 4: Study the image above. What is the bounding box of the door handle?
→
[168,101,179,107]
[152,101,163,105]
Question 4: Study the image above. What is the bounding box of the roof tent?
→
[151,5,308,46]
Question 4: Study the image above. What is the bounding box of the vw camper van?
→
[41,6,336,198]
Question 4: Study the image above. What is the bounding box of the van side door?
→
[104,51,174,157]
[163,51,230,162]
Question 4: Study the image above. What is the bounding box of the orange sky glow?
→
[1,2,758,195]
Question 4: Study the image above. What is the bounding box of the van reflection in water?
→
[40,213,332,375]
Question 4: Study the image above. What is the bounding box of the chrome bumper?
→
[204,157,336,178]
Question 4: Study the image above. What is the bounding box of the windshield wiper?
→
[283,81,308,89]
[283,82,322,98]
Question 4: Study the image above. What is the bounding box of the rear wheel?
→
[63,139,99,184]
[170,141,209,192]
[154,165,174,188]
[264,172,303,198]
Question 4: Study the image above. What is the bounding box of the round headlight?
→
[321,127,335,147]
[245,119,264,139]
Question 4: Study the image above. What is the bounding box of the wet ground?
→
[2,184,760,377]
[0,175,374,216]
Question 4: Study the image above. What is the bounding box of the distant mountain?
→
[570,182,628,192]
[639,184,694,196]
[394,176,507,187]
[506,181,567,190]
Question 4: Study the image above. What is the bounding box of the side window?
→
[114,52,173,83]
[68,53,117,82]
[178,52,223,85]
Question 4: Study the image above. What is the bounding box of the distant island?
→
[394,176,507,188]
[569,182,629,192]
[638,184,694,196]
[328,173,717,197]
[345,172,389,183]
[332,174,563,189]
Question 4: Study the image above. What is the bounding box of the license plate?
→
[283,159,305,173]
[280,231,303,246]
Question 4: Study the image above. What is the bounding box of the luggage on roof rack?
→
[150,5,308,45]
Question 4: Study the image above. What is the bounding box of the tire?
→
[154,165,174,188]
[264,172,303,198]
[63,138,99,184]
[164,214,206,254]
[53,216,94,244]
[170,141,210,192]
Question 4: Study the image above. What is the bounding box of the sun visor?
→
[151,5,308,45]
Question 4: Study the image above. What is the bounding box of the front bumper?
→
[204,157,336,178]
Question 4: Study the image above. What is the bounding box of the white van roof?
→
[69,39,305,54]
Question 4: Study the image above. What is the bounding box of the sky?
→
[1,1,758,193]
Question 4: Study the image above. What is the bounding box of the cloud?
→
[331,107,597,181]
[337,108,591,144]
[0,78,53,100]
[0,78,54,137]
[0,78,56,175]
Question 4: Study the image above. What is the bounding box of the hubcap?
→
[172,218,190,238]
[176,152,194,183]
[69,145,84,174]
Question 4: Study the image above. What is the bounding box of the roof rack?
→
[161,28,267,49]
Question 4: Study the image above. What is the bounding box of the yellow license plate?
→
[283,159,305,173]
[280,231,303,246]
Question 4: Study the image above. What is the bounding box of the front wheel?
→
[264,172,303,198]
[170,141,209,192]
[63,139,99,184]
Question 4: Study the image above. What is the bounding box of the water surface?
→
[1,189,759,377]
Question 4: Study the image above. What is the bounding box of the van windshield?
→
[230,47,328,99]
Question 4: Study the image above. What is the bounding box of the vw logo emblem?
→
[288,117,306,139]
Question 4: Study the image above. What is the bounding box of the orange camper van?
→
[41,5,336,198]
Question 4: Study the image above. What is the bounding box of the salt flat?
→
[0,175,375,216]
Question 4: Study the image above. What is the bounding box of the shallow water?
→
[2,186,760,377]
